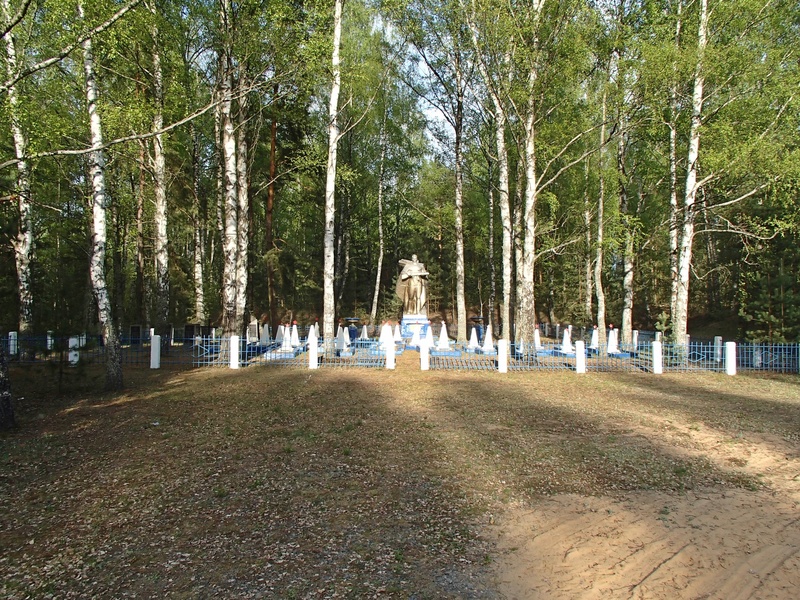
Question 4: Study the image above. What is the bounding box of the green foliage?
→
[0,0,798,342]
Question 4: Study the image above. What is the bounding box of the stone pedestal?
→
[400,315,429,340]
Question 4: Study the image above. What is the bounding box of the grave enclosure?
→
[3,323,799,376]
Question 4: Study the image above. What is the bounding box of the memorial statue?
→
[396,254,429,315]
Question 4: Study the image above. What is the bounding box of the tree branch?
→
[0,0,144,95]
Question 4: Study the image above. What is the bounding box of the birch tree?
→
[219,0,241,338]
[149,0,169,338]
[322,0,343,347]
[671,0,707,347]
[2,0,33,339]
[466,1,512,341]
[79,0,123,389]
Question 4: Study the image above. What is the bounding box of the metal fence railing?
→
[508,342,579,372]
[429,342,498,371]
[3,333,799,376]
[737,343,799,374]
[661,341,727,373]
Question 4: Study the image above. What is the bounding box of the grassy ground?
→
[1,361,799,598]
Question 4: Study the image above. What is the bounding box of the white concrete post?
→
[725,341,736,376]
[150,334,161,369]
[655,331,662,342]
[714,336,723,362]
[497,339,508,373]
[652,340,663,374]
[8,331,18,355]
[632,330,639,351]
[575,340,586,374]
[420,342,430,371]
[308,338,318,369]
[229,335,240,369]
[386,341,396,370]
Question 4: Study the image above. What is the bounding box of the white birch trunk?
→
[619,133,634,346]
[191,123,205,323]
[213,93,224,270]
[193,208,205,324]
[235,88,250,328]
[494,103,511,342]
[517,68,539,345]
[669,0,683,319]
[322,0,343,347]
[2,0,33,338]
[583,161,593,321]
[488,164,496,330]
[369,117,387,327]
[219,3,240,337]
[454,60,467,342]
[594,90,608,351]
[617,103,635,344]
[79,0,122,389]
[513,161,523,334]
[151,9,169,335]
[468,15,512,341]
[673,0,708,347]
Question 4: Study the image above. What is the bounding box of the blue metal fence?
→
[3,333,798,375]
[738,343,799,373]
[661,341,727,373]
[429,342,498,371]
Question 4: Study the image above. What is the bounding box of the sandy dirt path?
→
[487,399,800,599]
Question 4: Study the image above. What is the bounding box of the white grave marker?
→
[607,328,619,354]
[561,328,573,353]
[409,327,421,349]
[424,323,435,349]
[534,328,542,351]
[468,328,480,349]
[481,324,495,353]
[589,327,599,350]
[437,321,450,350]
[335,327,348,351]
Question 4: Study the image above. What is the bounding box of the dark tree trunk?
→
[0,340,17,430]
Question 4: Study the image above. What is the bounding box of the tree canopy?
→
[1,0,798,370]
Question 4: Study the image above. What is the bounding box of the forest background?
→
[1,0,799,389]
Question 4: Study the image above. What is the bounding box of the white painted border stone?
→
[652,341,663,374]
[386,341,395,370]
[725,342,736,376]
[150,335,161,369]
[497,339,508,373]
[229,335,240,369]
[575,341,586,373]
